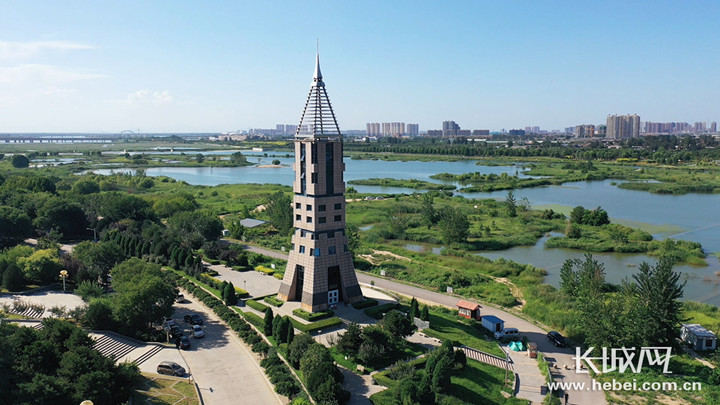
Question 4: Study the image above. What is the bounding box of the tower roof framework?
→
[295,53,342,139]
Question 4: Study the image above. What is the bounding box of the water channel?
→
[93,156,720,305]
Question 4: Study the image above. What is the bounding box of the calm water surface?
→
[93,157,720,305]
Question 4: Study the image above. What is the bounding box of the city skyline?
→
[1,1,718,133]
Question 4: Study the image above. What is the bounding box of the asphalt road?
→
[172,291,284,405]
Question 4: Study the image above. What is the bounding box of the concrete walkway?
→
[505,345,545,403]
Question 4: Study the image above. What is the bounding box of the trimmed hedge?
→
[247,299,270,312]
[365,303,399,319]
[273,273,284,280]
[264,296,284,307]
[352,298,379,309]
[290,317,343,333]
[243,311,265,329]
[292,308,334,322]
[255,265,275,275]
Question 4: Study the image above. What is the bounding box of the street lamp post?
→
[60,270,68,293]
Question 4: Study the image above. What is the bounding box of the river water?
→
[93,157,720,306]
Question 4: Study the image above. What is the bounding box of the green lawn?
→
[421,309,504,357]
[133,373,200,405]
[369,359,526,405]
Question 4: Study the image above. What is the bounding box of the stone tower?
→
[277,53,363,312]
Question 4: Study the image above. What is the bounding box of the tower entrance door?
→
[328,290,339,305]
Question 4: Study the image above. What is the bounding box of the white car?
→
[192,324,205,338]
[494,327,519,340]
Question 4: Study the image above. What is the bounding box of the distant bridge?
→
[0,135,116,144]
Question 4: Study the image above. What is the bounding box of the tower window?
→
[306,217,312,223]
[306,204,312,211]
[319,217,326,224]
[295,214,301,220]
[334,215,342,222]
[299,246,305,253]
[296,203,301,209]
[328,246,336,255]
[334,203,342,210]
[319,205,326,211]
[311,173,318,183]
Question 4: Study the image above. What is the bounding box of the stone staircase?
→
[91,331,164,365]
[92,333,143,361]
[9,302,45,318]
[134,344,165,365]
[460,346,512,370]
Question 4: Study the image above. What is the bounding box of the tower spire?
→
[295,49,340,138]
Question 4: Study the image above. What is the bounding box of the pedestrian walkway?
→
[505,345,545,404]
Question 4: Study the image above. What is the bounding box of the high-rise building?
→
[366,123,381,136]
[694,122,706,133]
[606,114,640,139]
[278,53,363,312]
[575,125,595,138]
[711,122,717,133]
[406,123,419,136]
[382,122,405,137]
[442,120,460,136]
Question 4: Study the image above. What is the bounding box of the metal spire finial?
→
[314,45,322,82]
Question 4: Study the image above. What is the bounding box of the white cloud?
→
[0,64,107,85]
[43,86,76,95]
[0,40,95,62]
[117,89,176,105]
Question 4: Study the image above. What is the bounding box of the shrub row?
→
[247,299,270,312]
[352,298,379,309]
[255,265,275,275]
[264,296,284,307]
[169,274,302,398]
[292,308,334,322]
[261,351,302,398]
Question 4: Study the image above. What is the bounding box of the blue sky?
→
[0,1,718,133]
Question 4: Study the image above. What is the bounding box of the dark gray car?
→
[157,361,186,377]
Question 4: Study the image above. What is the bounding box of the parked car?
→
[163,317,176,328]
[157,361,185,377]
[192,324,205,338]
[179,336,191,350]
[184,314,203,325]
[176,293,185,303]
[494,327,520,340]
[547,331,567,347]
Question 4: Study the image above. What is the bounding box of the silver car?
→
[192,324,205,338]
